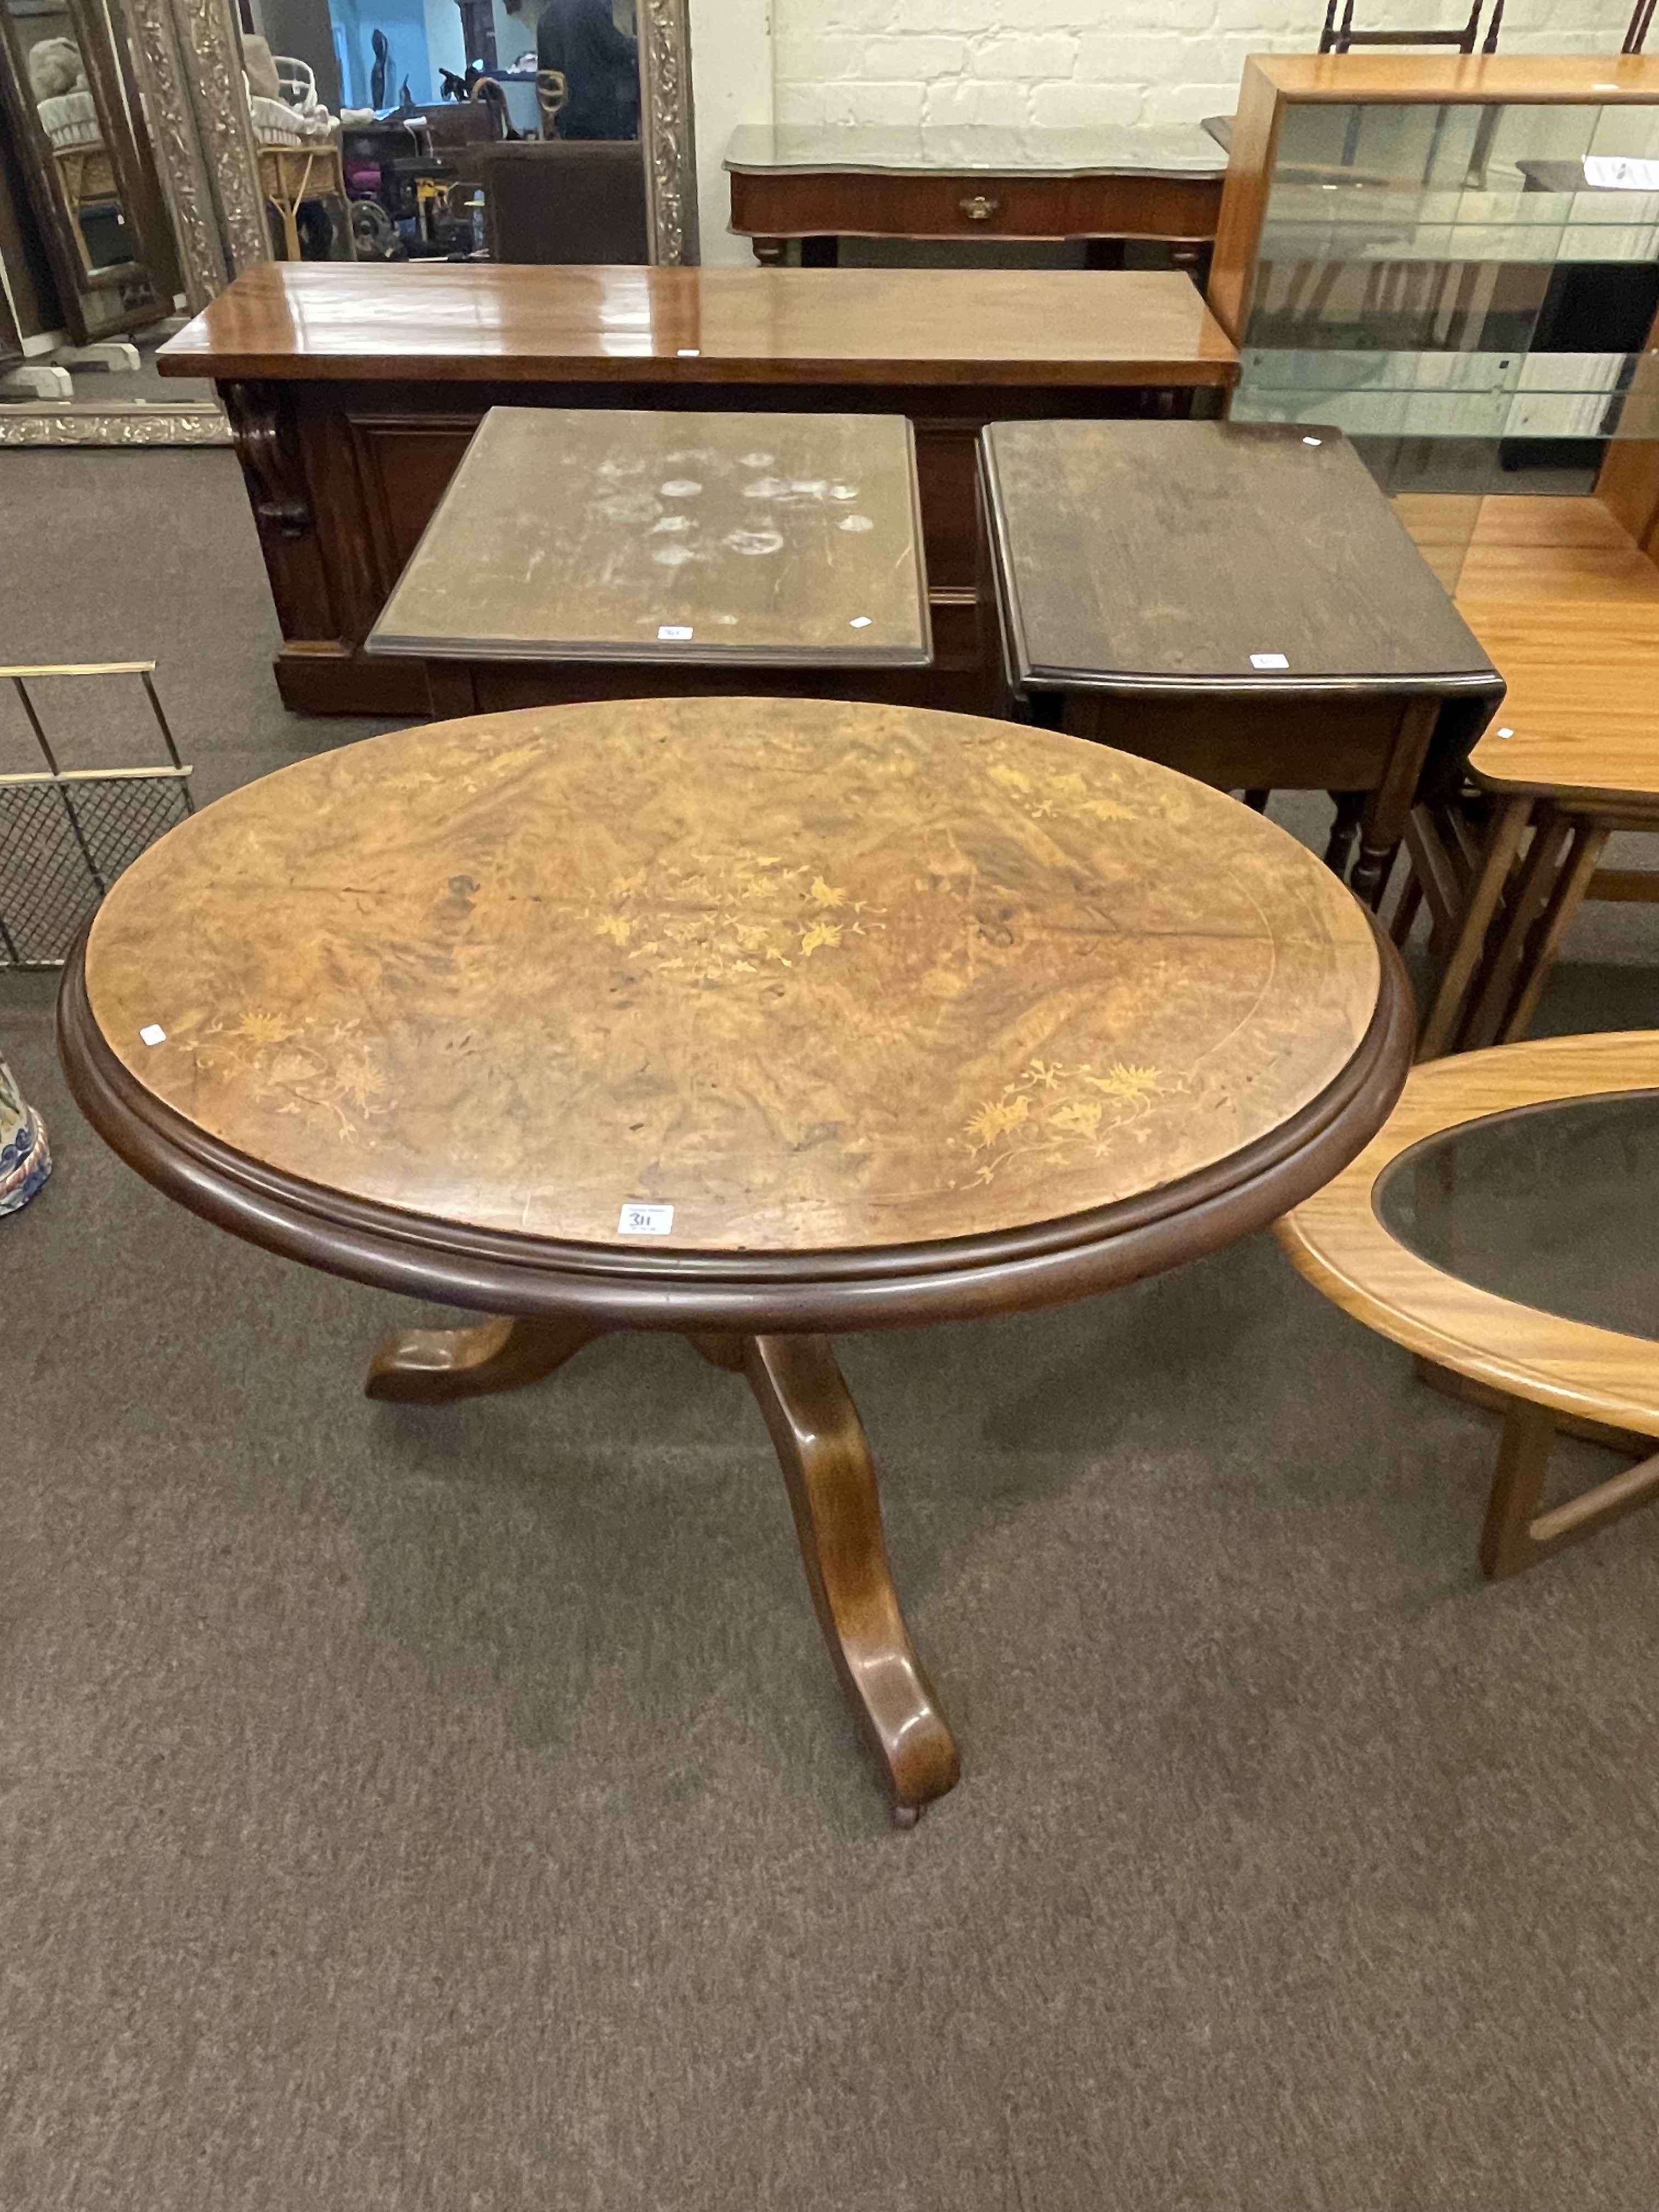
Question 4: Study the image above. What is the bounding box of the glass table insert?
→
[1378,1088,1659,1342]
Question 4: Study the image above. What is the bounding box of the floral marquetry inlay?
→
[84,697,1380,1256]
[584,860,881,982]
[961,1059,1173,1187]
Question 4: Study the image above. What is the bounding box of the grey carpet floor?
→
[3,449,1659,2211]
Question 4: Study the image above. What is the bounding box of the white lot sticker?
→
[1250,652,1290,670]
[676,346,700,356]
[657,624,693,641]
[139,1023,167,1046]
[618,1201,674,1236]
[849,615,872,629]
[1302,436,1322,447]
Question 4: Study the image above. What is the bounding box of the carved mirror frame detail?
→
[640,0,698,264]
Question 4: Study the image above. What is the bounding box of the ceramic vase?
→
[0,1054,50,1215]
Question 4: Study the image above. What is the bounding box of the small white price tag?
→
[1497,726,1514,739]
[1250,652,1290,670]
[849,616,872,629]
[139,1023,166,1046]
[618,1201,674,1236]
[657,625,693,641]
[676,346,701,356]
[1302,435,1322,447]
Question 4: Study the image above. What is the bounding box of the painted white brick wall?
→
[770,0,1639,132]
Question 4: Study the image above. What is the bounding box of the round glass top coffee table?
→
[59,697,1409,1820]
[1279,1032,1659,1581]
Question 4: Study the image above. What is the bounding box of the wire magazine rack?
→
[0,662,194,970]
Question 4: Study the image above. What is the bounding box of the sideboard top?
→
[156,263,1239,388]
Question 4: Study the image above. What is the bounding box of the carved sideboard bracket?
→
[224,381,312,538]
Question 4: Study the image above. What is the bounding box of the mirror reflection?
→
[242,0,647,266]
[0,0,164,343]
[19,8,136,276]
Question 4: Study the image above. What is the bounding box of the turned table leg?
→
[1324,791,1364,881]
[1350,698,1441,912]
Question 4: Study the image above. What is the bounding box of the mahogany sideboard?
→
[157,262,1238,716]
[724,123,1226,272]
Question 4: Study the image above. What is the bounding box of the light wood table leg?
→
[1460,810,1574,1052]
[1481,1395,1659,1580]
[1494,820,1609,1046]
[741,1333,961,1825]
[365,1314,599,1402]
[1417,794,1532,1060]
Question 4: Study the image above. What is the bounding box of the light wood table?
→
[1400,599,1659,1056]
[724,123,1225,270]
[366,405,932,715]
[1279,1032,1659,1578]
[155,262,1238,718]
[59,696,1409,1822]
[980,417,1503,906]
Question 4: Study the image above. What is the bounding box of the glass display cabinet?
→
[1206,56,1659,582]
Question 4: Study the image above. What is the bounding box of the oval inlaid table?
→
[59,697,1410,1822]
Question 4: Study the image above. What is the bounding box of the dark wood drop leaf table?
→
[58,698,1412,1822]
[980,417,1505,909]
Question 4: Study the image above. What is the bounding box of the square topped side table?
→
[368,404,934,716]
[979,417,1504,905]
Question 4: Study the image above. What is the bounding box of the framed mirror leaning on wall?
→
[0,0,166,338]
[0,0,228,443]
[237,0,695,266]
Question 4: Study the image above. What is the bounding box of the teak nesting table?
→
[156,262,1238,719]
[980,417,1504,905]
[1401,600,1659,1058]
[59,698,1410,1822]
[367,405,933,715]
[1280,1033,1659,1579]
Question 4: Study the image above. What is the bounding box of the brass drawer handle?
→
[958,194,1000,223]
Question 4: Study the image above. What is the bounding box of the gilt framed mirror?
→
[0,0,169,343]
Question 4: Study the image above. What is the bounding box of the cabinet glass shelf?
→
[1210,63,1659,509]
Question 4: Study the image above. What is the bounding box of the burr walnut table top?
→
[63,697,1407,1330]
[367,406,930,669]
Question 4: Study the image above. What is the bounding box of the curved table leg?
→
[742,1334,960,1825]
[365,1314,599,1403]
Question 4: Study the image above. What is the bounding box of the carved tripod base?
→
[366,1316,961,1824]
